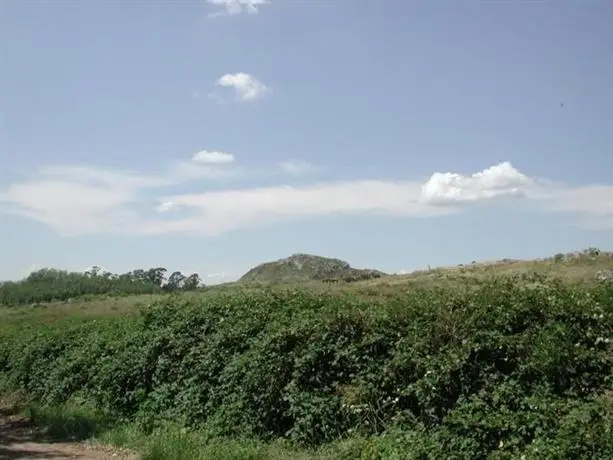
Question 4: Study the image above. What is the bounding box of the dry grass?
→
[2,250,611,324]
[359,250,613,287]
[0,294,162,325]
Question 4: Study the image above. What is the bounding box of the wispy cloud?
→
[279,160,318,176]
[207,0,270,17]
[0,151,241,236]
[1,161,612,237]
[157,201,175,213]
[192,150,235,165]
[142,180,444,236]
[207,271,230,279]
[0,178,139,236]
[215,73,271,102]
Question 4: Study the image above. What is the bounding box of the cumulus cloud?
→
[215,73,271,102]
[207,0,270,16]
[1,161,612,237]
[192,150,235,164]
[420,161,533,204]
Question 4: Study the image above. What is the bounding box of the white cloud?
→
[38,165,171,189]
[0,179,139,236]
[1,161,613,237]
[157,201,174,213]
[205,270,237,285]
[279,160,318,176]
[420,161,533,204]
[192,150,235,164]
[215,73,271,102]
[141,180,442,236]
[535,184,613,216]
[207,0,270,16]
[0,150,241,235]
[170,160,241,182]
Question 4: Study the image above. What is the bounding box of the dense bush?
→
[1,277,612,457]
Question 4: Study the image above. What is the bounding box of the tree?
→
[183,273,202,291]
[85,266,102,277]
[129,269,146,283]
[0,265,202,306]
[165,271,185,292]
[26,268,60,282]
[145,268,167,287]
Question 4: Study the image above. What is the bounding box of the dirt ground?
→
[0,411,137,460]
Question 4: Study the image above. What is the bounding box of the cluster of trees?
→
[83,266,203,292]
[0,266,203,305]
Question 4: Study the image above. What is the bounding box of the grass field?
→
[6,248,611,319]
[1,249,612,459]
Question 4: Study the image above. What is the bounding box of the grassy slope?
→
[2,250,611,324]
[376,250,613,285]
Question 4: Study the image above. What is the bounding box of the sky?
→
[1,0,613,282]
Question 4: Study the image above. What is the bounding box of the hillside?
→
[370,247,613,287]
[239,253,386,283]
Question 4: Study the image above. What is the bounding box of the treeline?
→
[0,266,203,306]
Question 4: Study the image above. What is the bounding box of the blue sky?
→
[1,0,612,282]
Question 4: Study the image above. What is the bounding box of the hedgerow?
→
[1,277,612,458]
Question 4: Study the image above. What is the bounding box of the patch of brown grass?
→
[0,294,162,326]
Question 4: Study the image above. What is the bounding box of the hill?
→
[239,253,386,283]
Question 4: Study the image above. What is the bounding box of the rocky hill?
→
[239,253,386,284]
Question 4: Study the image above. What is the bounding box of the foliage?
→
[0,267,203,306]
[23,401,113,441]
[1,277,612,458]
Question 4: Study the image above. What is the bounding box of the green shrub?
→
[1,278,612,457]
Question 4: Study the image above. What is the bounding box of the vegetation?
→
[1,249,613,458]
[0,266,203,306]
[239,253,386,284]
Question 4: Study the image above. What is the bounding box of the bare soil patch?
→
[0,409,137,460]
